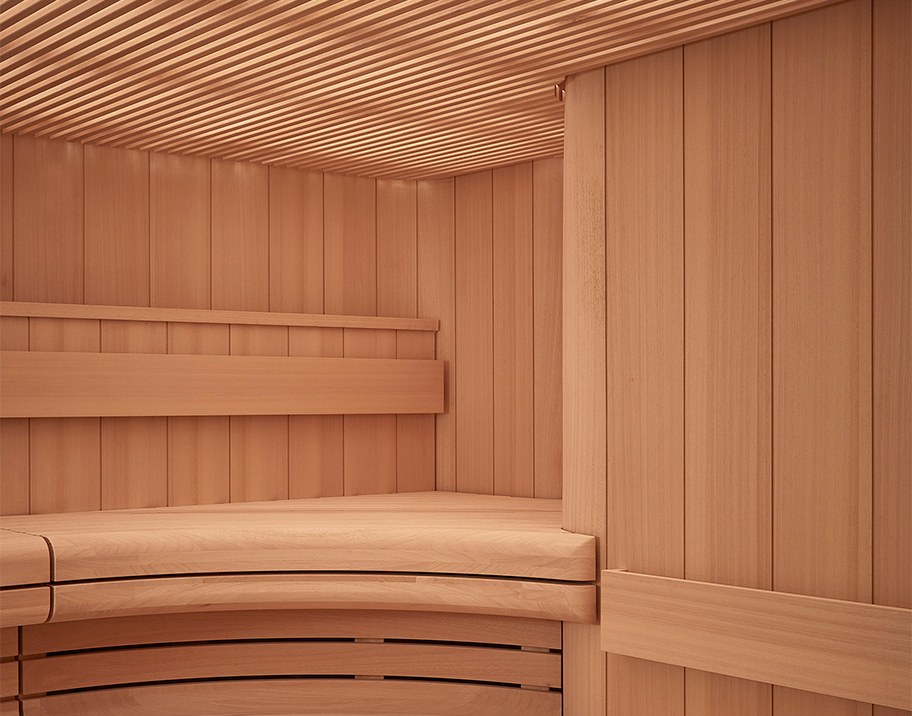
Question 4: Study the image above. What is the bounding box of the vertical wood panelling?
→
[288,327,344,498]
[1,133,12,301]
[872,4,911,715]
[150,153,211,309]
[532,157,562,500]
[1,316,28,515]
[167,324,230,507]
[684,25,773,716]
[229,325,289,503]
[455,170,494,495]
[605,48,685,716]
[561,66,606,716]
[343,328,397,496]
[396,330,436,493]
[99,321,168,509]
[211,159,269,312]
[13,135,83,304]
[28,318,100,514]
[773,2,873,715]
[84,145,150,307]
[324,174,377,316]
[377,180,418,319]
[417,178,456,491]
[493,163,534,498]
[269,166,323,314]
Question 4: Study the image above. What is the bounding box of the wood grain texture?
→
[1,699,15,716]
[20,678,562,716]
[684,24,772,716]
[1,351,445,418]
[0,529,49,586]
[150,152,211,309]
[50,572,595,624]
[1,316,29,514]
[0,628,14,659]
[210,159,269,312]
[167,323,230,506]
[84,144,150,307]
[269,166,323,314]
[22,610,561,654]
[773,4,873,714]
[532,156,562,500]
[324,174,377,316]
[100,321,168,510]
[377,179,418,318]
[560,66,606,716]
[872,0,911,617]
[0,133,12,301]
[2,301,438,331]
[455,170,494,494]
[13,135,83,303]
[28,317,100,514]
[493,163,533,498]
[396,331,435,493]
[416,178,455,490]
[0,658,15,700]
[343,329,397,496]
[289,327,344,498]
[23,640,560,693]
[605,47,685,716]
[601,570,911,710]
[0,586,49,628]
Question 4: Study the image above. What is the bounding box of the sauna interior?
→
[0,1,909,714]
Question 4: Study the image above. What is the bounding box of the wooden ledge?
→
[0,301,438,332]
[601,569,912,710]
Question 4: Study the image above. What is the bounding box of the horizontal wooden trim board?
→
[0,530,50,587]
[600,569,912,710]
[0,351,444,417]
[0,301,439,332]
[0,586,50,628]
[19,678,562,716]
[50,573,596,624]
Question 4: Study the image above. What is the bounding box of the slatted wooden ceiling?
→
[1,0,836,179]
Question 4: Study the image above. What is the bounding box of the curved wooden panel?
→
[0,586,49,628]
[20,678,561,716]
[0,529,49,587]
[51,572,596,624]
[22,641,560,694]
[2,493,594,582]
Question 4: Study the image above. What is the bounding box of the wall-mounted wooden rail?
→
[601,570,912,710]
[0,352,444,417]
[0,302,439,332]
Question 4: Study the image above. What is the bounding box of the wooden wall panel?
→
[493,163,534,498]
[100,321,168,509]
[396,330,435,493]
[1,316,28,515]
[269,167,323,314]
[605,47,685,716]
[561,66,606,716]
[324,174,377,316]
[1,133,12,301]
[84,145,150,307]
[13,135,83,304]
[288,327,344,498]
[377,180,418,319]
[211,159,269,312]
[532,157,562,500]
[454,171,494,495]
[343,328,397,496]
[417,178,455,491]
[773,2,873,715]
[873,2,911,715]
[684,24,772,716]
[229,325,289,503]
[167,324,230,506]
[28,317,100,514]
[150,153,211,309]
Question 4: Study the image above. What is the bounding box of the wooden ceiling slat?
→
[0,0,839,178]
